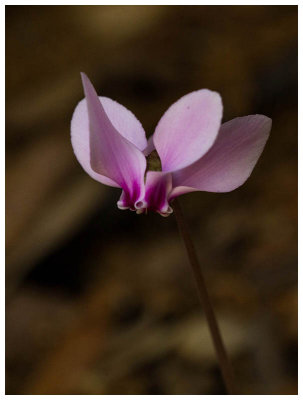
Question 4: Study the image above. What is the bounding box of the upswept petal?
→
[153,89,223,172]
[71,75,147,188]
[72,73,146,203]
[71,98,118,187]
[170,115,271,198]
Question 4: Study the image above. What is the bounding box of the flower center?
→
[146,150,162,172]
[118,150,172,217]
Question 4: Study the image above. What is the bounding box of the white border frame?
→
[3,1,299,398]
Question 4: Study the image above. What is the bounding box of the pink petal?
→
[143,135,155,156]
[170,115,271,198]
[71,98,118,187]
[71,96,147,187]
[100,97,147,151]
[71,75,147,187]
[153,89,223,172]
[71,73,146,204]
[141,171,173,216]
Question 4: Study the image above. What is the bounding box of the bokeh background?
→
[6,5,297,395]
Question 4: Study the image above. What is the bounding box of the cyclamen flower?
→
[71,73,271,217]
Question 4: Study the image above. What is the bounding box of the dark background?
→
[6,5,297,395]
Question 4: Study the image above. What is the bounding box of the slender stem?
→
[173,198,237,395]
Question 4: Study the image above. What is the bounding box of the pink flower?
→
[71,73,271,217]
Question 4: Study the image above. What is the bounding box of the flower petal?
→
[71,75,148,188]
[100,97,147,151]
[153,89,223,172]
[143,171,173,216]
[72,73,146,203]
[170,115,271,197]
[71,98,118,187]
[143,135,155,156]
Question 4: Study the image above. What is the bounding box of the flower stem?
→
[173,198,237,395]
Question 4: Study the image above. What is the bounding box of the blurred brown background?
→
[5,5,297,395]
